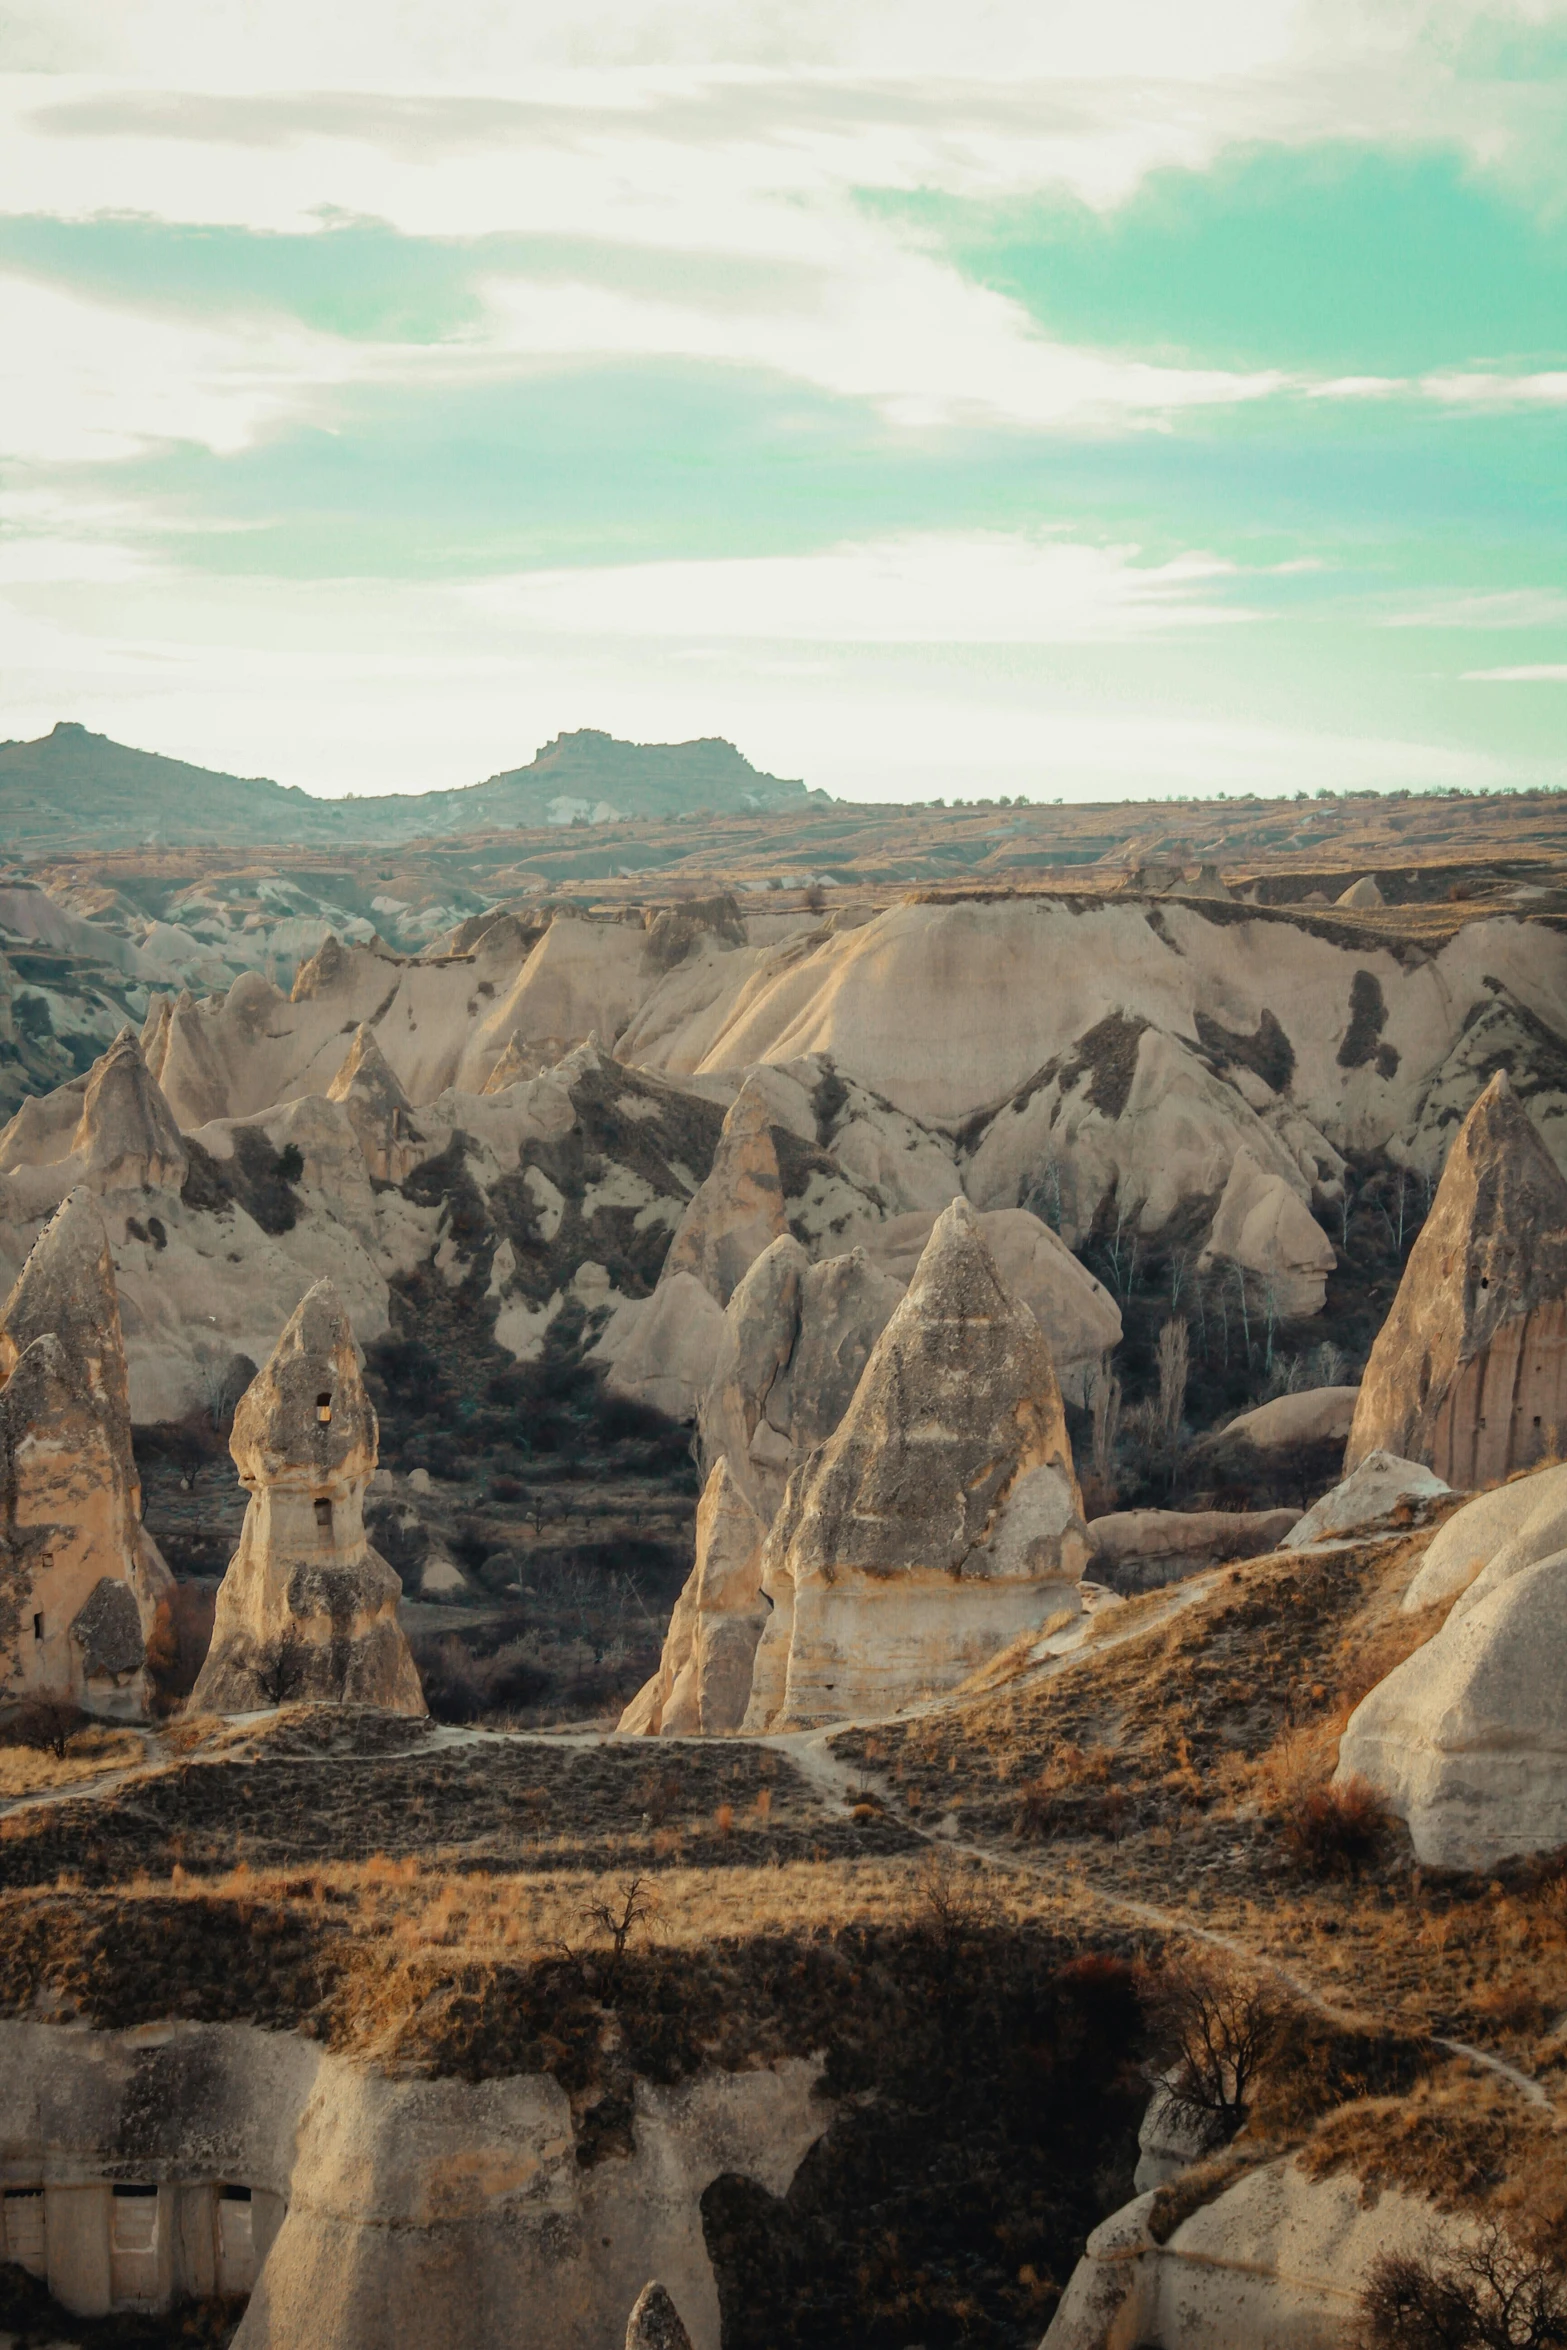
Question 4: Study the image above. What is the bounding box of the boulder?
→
[743,1197,1091,1731]
[1336,874,1385,909]
[191,1280,425,1715]
[1217,1387,1360,1451]
[1283,1449,1449,1548]
[325,1024,423,1182]
[860,1206,1121,1405]
[1087,1506,1298,1595]
[626,2283,694,2350]
[1347,1073,1567,1486]
[0,1188,162,1718]
[619,1460,768,1737]
[1198,1148,1337,1316]
[1338,1543,1567,1867]
[1401,1461,1567,1612]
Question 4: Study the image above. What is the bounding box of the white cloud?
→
[1378,588,1567,629]
[1462,663,1567,680]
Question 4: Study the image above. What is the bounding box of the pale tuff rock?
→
[860,1205,1121,1406]
[602,1273,727,1424]
[1339,1535,1567,1867]
[1336,874,1386,909]
[1087,1506,1298,1595]
[481,1030,541,1092]
[1217,1386,1360,1452]
[1043,2158,1463,2350]
[325,1025,422,1182]
[1283,1449,1450,1548]
[662,1076,789,1305]
[618,1460,768,1736]
[457,912,649,1087]
[1402,1460,1567,1613]
[1197,1147,1337,1317]
[743,1197,1090,1731]
[191,1280,425,1715]
[1401,984,1567,1182]
[697,1236,904,1522]
[625,2284,695,2350]
[0,1028,185,1204]
[0,1189,164,1718]
[1347,1074,1567,1485]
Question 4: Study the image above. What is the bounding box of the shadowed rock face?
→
[0,1188,164,1717]
[744,1196,1091,1731]
[1347,1073,1567,1487]
[192,1279,425,1716]
[619,1459,768,1737]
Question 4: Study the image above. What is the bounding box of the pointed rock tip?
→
[625,2282,693,2350]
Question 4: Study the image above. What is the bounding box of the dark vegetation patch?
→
[0,1737,917,1889]
[179,1130,303,1236]
[1194,1007,1296,1095]
[1337,969,1390,1071]
[1057,1012,1147,1123]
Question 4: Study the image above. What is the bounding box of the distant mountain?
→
[0,723,810,851]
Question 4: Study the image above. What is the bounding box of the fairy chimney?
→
[191,1279,425,1715]
[326,1023,422,1183]
[0,1188,164,1718]
[1347,1074,1567,1487]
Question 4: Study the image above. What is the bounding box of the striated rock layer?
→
[744,1197,1091,1731]
[1347,1072,1567,1487]
[192,1280,424,1716]
[0,1188,169,1718]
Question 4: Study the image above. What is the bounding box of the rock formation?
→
[191,1280,425,1715]
[1347,1073,1567,1486]
[1197,1147,1337,1316]
[661,1076,790,1305]
[1282,1450,1449,1547]
[0,1026,186,1206]
[325,1024,422,1182]
[1216,1386,1360,1452]
[619,1459,769,1736]
[743,1197,1091,1731]
[1086,1506,1298,1596]
[697,1235,905,1522]
[0,1188,167,1719]
[1401,1460,1567,1613]
[626,2284,694,2350]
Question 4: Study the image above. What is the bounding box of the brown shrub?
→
[1357,2228,1567,2349]
[1279,1775,1394,1879]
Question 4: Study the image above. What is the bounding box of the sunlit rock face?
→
[0,1187,167,1720]
[618,1458,769,1737]
[325,1023,423,1184]
[192,1279,425,1716]
[744,1197,1091,1732]
[1347,1073,1567,1488]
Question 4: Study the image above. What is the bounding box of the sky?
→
[1,1,1565,804]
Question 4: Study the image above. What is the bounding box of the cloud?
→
[1378,587,1567,628]
[1462,663,1567,680]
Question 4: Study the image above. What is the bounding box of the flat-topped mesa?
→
[0,1188,163,1718]
[1347,1073,1567,1487]
[191,1280,425,1715]
[326,1022,422,1182]
[744,1195,1092,1732]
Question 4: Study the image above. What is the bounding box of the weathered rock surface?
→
[619,1460,769,1736]
[1401,1461,1567,1612]
[191,1280,425,1715]
[860,1206,1121,1406]
[1197,1146,1337,1315]
[0,1188,164,1718]
[0,2017,824,2350]
[1347,1073,1567,1486]
[1217,1386,1360,1452]
[602,1273,728,1425]
[661,1075,790,1306]
[626,2282,695,2350]
[1087,1506,1298,1595]
[326,1025,423,1182]
[1042,2157,1465,2350]
[1339,1523,1567,1866]
[696,1236,905,1522]
[0,1027,186,1211]
[1283,1449,1450,1548]
[744,1197,1090,1731]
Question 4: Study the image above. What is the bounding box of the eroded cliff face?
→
[0,1187,165,1718]
[1347,1073,1567,1487]
[192,1279,424,1716]
[0,2018,826,2350]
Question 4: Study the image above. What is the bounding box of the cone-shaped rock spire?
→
[326,1022,420,1181]
[72,1026,187,1191]
[192,1279,425,1715]
[625,2282,694,2350]
[1347,1074,1567,1485]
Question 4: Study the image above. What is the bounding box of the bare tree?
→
[1156,1317,1190,1447]
[1143,1958,1284,2148]
[1089,1366,1122,1501]
[581,1876,659,1975]
[249,1631,307,1707]
[1358,2226,1567,2350]
[17,1694,79,1760]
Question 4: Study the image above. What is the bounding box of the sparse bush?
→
[1358,2228,1567,2350]
[1280,1774,1393,1880]
[145,1584,216,1709]
[12,1694,82,1761]
[249,1632,307,1707]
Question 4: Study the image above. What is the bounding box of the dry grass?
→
[0,1724,145,1799]
[1301,2072,1567,2261]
